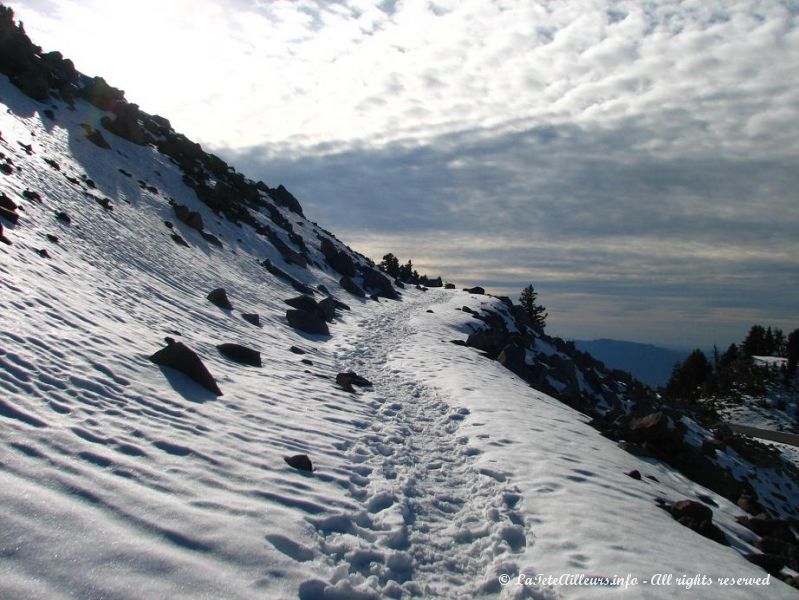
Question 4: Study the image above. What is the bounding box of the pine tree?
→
[519,284,547,330]
[379,253,400,278]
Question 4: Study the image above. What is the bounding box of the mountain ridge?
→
[2,6,799,597]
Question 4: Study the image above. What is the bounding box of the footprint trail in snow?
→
[302,296,534,599]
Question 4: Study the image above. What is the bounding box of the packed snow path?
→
[306,293,532,599]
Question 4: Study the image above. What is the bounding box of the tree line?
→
[664,325,799,402]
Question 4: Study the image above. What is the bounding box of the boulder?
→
[101,102,148,145]
[317,297,337,322]
[285,294,323,318]
[0,205,19,224]
[207,288,233,310]
[201,231,223,248]
[445,283,456,289]
[284,454,313,472]
[150,338,222,396]
[626,469,642,480]
[497,343,528,378]
[80,76,124,111]
[173,204,204,231]
[216,343,261,367]
[464,286,485,295]
[320,237,356,276]
[745,553,785,576]
[12,69,50,101]
[669,499,727,545]
[286,309,329,335]
[340,275,365,298]
[241,313,261,327]
[289,346,307,355]
[362,266,399,299]
[171,233,189,247]
[335,372,371,393]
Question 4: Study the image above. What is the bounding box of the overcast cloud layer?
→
[10,0,799,347]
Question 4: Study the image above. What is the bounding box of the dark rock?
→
[216,343,261,367]
[150,338,222,396]
[317,297,337,322]
[101,102,148,145]
[362,266,399,300]
[671,499,712,523]
[0,193,17,211]
[0,205,19,224]
[464,286,485,295]
[55,211,70,224]
[80,123,111,149]
[337,372,373,388]
[745,553,785,576]
[0,221,10,244]
[628,412,671,442]
[173,204,203,231]
[301,358,313,366]
[201,231,223,248]
[626,469,642,480]
[118,168,132,177]
[261,259,315,295]
[285,294,320,314]
[497,343,528,378]
[756,536,795,557]
[21,189,41,203]
[164,220,174,229]
[736,517,797,543]
[171,233,189,247]
[284,454,313,472]
[36,248,49,258]
[241,313,261,327]
[450,339,468,346]
[340,275,366,298]
[13,69,50,101]
[289,346,307,355]
[426,309,434,313]
[320,237,356,276]
[286,309,329,335]
[268,184,304,216]
[95,197,112,210]
[80,76,124,111]
[669,499,727,545]
[445,283,456,289]
[207,288,233,310]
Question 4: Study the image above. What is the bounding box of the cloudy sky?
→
[10,0,799,347]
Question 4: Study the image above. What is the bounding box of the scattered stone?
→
[284,454,313,472]
[216,343,262,367]
[285,294,321,314]
[118,168,132,177]
[289,346,306,355]
[164,220,174,229]
[241,313,261,327]
[171,233,189,247]
[55,211,70,224]
[301,358,313,366]
[17,142,32,155]
[44,157,60,170]
[95,197,112,210]
[201,231,223,248]
[464,286,485,295]
[0,162,13,175]
[744,553,785,576]
[0,205,18,224]
[207,288,233,310]
[340,275,365,298]
[667,499,727,545]
[0,193,17,211]
[45,234,58,243]
[150,338,222,396]
[337,371,373,387]
[426,309,434,313]
[286,309,329,335]
[0,221,10,245]
[35,248,49,258]
[80,123,110,149]
[21,189,41,203]
[626,469,642,480]
[173,203,203,231]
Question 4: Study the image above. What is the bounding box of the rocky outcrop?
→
[207,288,233,310]
[268,184,304,216]
[216,343,261,367]
[340,275,365,298]
[286,309,329,335]
[362,266,399,300]
[320,237,356,277]
[150,338,222,396]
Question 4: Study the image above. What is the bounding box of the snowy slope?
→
[1,41,798,600]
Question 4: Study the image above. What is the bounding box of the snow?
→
[1,76,797,599]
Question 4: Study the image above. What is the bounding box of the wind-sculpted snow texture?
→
[1,38,798,600]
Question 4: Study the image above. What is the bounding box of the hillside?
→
[1,8,798,598]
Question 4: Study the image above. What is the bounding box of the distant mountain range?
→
[574,338,690,388]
